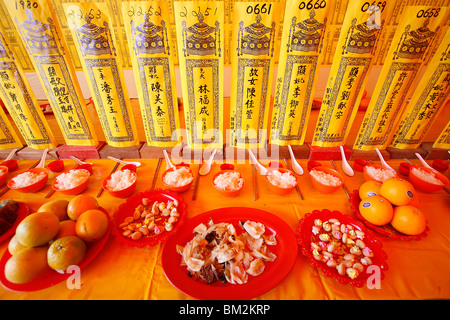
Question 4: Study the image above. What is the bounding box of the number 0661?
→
[246,3,272,14]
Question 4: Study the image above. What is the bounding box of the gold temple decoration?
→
[0,21,57,150]
[270,1,331,147]
[230,1,282,150]
[353,5,448,151]
[4,0,99,146]
[389,27,450,150]
[182,12,221,57]
[237,14,275,57]
[123,1,181,147]
[174,1,224,150]
[312,0,391,148]
[65,2,140,148]
[131,13,169,56]
[287,9,326,53]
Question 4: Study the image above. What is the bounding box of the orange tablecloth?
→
[0,158,449,300]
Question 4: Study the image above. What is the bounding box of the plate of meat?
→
[162,207,298,300]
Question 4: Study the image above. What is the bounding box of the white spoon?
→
[288,145,303,175]
[415,153,433,169]
[107,156,142,167]
[339,145,354,176]
[199,149,217,176]
[69,156,93,165]
[248,149,267,175]
[5,149,17,161]
[35,149,48,169]
[375,148,395,172]
[163,150,175,170]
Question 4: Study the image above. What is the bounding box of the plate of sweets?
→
[111,189,188,248]
[297,209,388,287]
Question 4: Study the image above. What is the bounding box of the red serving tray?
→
[0,207,111,292]
[162,207,298,300]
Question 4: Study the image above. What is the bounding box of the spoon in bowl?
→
[5,149,17,161]
[69,156,93,165]
[107,156,142,167]
[415,153,433,170]
[199,149,217,176]
[339,145,354,176]
[36,149,48,169]
[375,148,395,172]
[163,150,176,170]
[248,149,268,175]
[288,145,303,175]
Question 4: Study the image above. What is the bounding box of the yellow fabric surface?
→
[0,158,449,300]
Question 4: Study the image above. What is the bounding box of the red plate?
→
[0,202,30,244]
[111,189,188,248]
[0,207,111,292]
[162,207,298,300]
[296,209,388,287]
[349,190,428,241]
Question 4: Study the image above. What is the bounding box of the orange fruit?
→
[37,199,69,221]
[47,236,86,271]
[8,235,27,255]
[15,212,60,247]
[67,195,98,221]
[75,209,108,243]
[5,246,50,284]
[379,178,415,206]
[359,180,382,199]
[54,220,77,240]
[359,195,394,226]
[391,205,427,235]
[409,192,420,208]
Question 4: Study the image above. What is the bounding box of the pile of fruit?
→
[4,195,108,284]
[358,178,427,236]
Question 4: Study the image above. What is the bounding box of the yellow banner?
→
[353,5,449,151]
[0,21,56,150]
[122,1,181,147]
[0,107,23,150]
[270,0,333,146]
[3,0,98,147]
[389,27,450,149]
[174,0,224,149]
[312,0,393,148]
[64,2,139,148]
[229,0,283,149]
[434,121,450,149]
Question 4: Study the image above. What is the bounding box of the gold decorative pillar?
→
[64,2,140,148]
[4,0,99,146]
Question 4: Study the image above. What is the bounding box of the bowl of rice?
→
[265,168,297,195]
[52,168,91,195]
[408,166,449,192]
[0,165,9,187]
[162,165,194,193]
[212,170,244,197]
[309,166,343,194]
[103,167,137,198]
[363,165,398,183]
[7,168,49,193]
